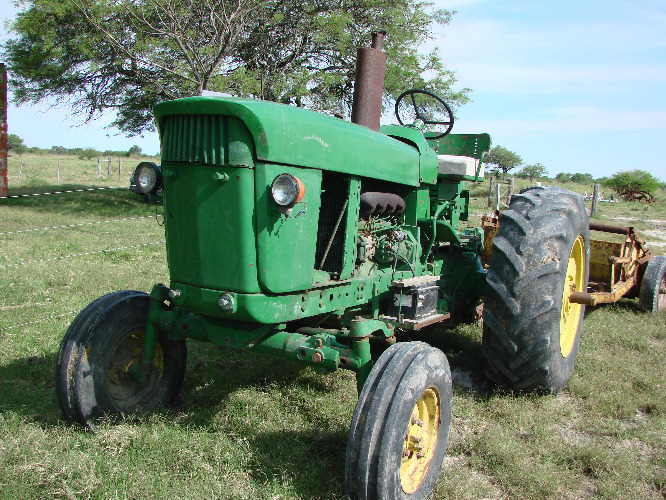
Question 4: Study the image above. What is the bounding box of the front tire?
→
[482,186,590,393]
[345,342,453,500]
[55,290,187,426]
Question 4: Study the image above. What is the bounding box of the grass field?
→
[1,156,664,499]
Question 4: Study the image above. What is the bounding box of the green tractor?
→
[55,33,590,499]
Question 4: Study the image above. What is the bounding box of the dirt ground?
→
[610,217,666,250]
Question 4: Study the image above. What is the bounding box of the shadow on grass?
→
[245,428,348,499]
[1,184,151,218]
[0,350,62,426]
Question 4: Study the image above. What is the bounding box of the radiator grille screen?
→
[160,114,254,166]
[315,174,348,274]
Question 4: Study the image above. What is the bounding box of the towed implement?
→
[56,33,597,499]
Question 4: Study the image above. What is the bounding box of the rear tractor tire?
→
[345,342,453,500]
[639,255,666,314]
[482,186,590,393]
[55,290,187,426]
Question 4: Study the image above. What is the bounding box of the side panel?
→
[163,165,260,292]
[255,164,322,293]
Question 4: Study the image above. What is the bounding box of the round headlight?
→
[134,162,162,194]
[271,174,305,207]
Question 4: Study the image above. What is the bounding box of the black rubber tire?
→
[55,290,141,422]
[639,255,666,314]
[345,342,453,500]
[482,186,590,393]
[55,291,186,426]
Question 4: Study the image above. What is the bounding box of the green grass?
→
[0,163,665,499]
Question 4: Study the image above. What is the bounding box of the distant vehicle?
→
[129,161,162,202]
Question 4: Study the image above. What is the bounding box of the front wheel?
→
[345,342,453,500]
[639,255,666,313]
[482,186,590,393]
[55,290,187,426]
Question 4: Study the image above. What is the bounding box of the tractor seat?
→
[437,155,483,180]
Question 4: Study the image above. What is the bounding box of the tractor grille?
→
[159,114,254,166]
[315,174,348,275]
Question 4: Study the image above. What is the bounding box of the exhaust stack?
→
[351,31,387,132]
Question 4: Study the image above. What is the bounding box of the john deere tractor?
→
[56,33,590,499]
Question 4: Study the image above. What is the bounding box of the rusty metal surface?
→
[570,278,637,306]
[351,31,387,131]
[0,63,7,198]
[589,221,633,235]
[588,222,653,301]
[481,211,500,266]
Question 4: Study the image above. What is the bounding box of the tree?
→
[555,172,571,183]
[3,0,469,136]
[127,145,143,157]
[603,170,661,202]
[7,133,27,154]
[570,172,594,183]
[79,147,100,160]
[484,146,522,178]
[517,162,546,182]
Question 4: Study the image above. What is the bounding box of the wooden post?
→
[591,184,600,216]
[107,157,111,176]
[488,176,495,208]
[97,157,101,177]
[495,182,501,212]
[18,158,23,180]
[507,178,515,206]
[0,63,7,198]
[118,158,122,182]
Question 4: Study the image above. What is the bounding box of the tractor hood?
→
[153,96,428,186]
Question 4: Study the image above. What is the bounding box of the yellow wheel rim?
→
[107,330,164,402]
[400,387,440,494]
[560,236,585,358]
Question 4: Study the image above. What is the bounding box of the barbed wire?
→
[0,241,166,269]
[0,216,155,236]
[0,310,78,333]
[2,186,125,199]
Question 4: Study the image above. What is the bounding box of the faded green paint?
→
[162,164,261,292]
[255,164,322,293]
[154,96,422,186]
[140,93,492,386]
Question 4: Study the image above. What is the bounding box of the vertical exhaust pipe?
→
[351,31,387,131]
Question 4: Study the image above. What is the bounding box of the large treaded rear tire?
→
[482,186,590,393]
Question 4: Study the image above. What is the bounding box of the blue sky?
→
[1,0,665,180]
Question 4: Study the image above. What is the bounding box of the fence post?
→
[488,176,495,208]
[591,184,600,216]
[495,182,501,212]
[97,157,101,177]
[507,178,514,206]
[18,158,23,180]
[0,63,7,198]
[107,157,111,176]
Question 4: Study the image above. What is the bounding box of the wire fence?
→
[2,186,125,199]
[0,216,154,236]
[1,187,164,333]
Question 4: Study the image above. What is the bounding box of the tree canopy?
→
[484,146,522,178]
[517,162,546,182]
[3,0,469,136]
[603,170,662,202]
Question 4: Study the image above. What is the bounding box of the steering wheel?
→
[394,89,454,139]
